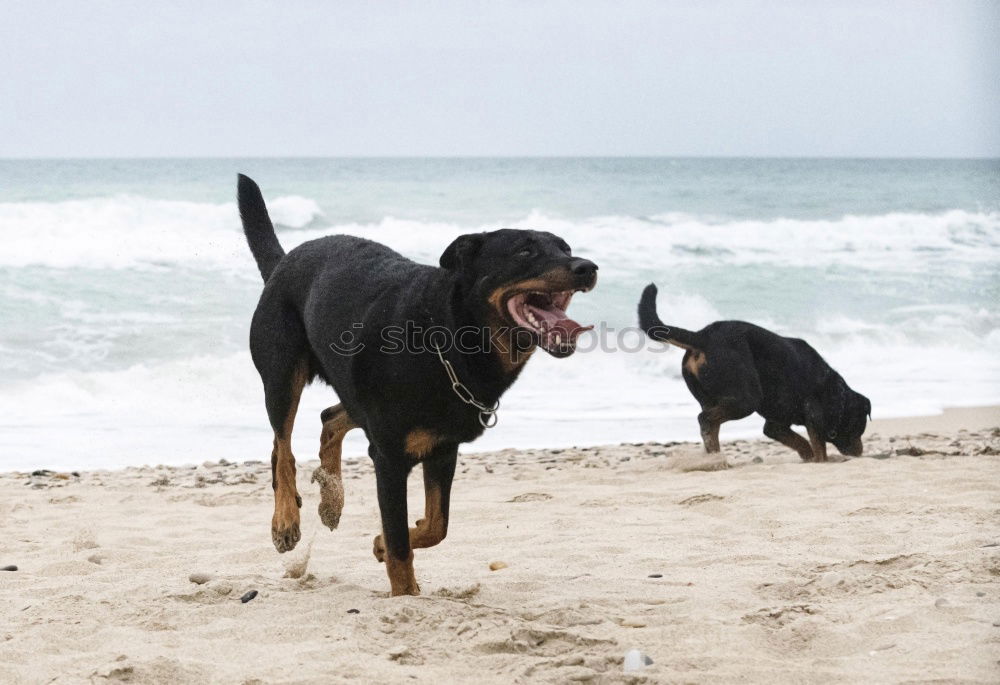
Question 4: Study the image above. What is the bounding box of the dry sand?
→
[1,409,998,683]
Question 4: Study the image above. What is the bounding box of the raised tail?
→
[638,283,706,350]
[238,174,285,281]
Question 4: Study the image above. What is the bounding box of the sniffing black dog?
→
[238,175,597,595]
[638,283,870,461]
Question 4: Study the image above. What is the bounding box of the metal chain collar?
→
[432,343,499,428]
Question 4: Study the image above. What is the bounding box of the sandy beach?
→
[1,407,997,684]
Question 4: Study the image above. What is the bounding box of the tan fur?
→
[405,428,439,460]
[410,480,446,549]
[312,404,358,530]
[806,425,829,462]
[384,550,420,596]
[684,350,707,377]
[370,463,450,583]
[271,359,308,552]
[769,426,814,461]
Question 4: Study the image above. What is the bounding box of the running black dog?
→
[638,283,870,461]
[238,175,597,595]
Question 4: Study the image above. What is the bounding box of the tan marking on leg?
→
[806,425,828,462]
[775,428,813,461]
[384,550,420,597]
[410,478,445,549]
[405,428,439,460]
[271,360,308,553]
[312,404,358,531]
[702,421,721,453]
[371,465,449,560]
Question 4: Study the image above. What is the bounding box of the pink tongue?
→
[527,304,593,340]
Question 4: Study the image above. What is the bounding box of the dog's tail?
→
[638,283,705,350]
[238,174,285,282]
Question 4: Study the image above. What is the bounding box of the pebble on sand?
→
[488,561,508,571]
[623,649,653,672]
[1,565,17,572]
[387,645,411,660]
[240,590,258,603]
[620,617,648,628]
[188,572,212,585]
[347,608,360,614]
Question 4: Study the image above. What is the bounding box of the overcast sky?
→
[2,1,997,157]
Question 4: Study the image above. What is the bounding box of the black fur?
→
[238,174,597,591]
[238,176,285,281]
[639,283,871,460]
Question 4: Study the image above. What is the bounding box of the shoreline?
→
[4,405,997,477]
[867,404,1000,437]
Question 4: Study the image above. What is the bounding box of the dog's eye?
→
[516,249,532,258]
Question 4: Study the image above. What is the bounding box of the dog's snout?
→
[570,259,598,277]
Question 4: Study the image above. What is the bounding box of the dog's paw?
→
[311,466,344,531]
[372,534,386,563]
[390,581,421,597]
[272,509,301,553]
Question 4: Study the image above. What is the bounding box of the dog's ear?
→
[440,233,485,271]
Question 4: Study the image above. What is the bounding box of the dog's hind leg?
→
[697,410,723,453]
[763,420,814,461]
[312,404,358,530]
[262,357,308,553]
[698,401,755,453]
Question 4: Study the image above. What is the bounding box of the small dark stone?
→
[751,456,763,464]
[31,469,52,477]
[240,590,258,604]
[347,608,360,614]
[647,573,662,578]
[71,471,80,477]
[2,565,17,572]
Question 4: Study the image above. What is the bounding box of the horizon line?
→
[1,154,999,162]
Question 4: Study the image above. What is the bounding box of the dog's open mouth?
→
[506,290,594,357]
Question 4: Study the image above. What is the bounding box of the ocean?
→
[1,158,997,470]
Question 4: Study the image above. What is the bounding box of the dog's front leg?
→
[805,425,829,462]
[312,405,358,531]
[410,450,457,550]
[372,460,419,596]
[763,420,814,461]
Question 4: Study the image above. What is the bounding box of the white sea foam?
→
[0,195,322,271]
[0,195,997,469]
[0,309,996,470]
[0,196,996,273]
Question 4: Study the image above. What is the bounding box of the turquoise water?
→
[1,158,998,469]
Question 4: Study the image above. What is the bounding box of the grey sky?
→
[2,0,997,157]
